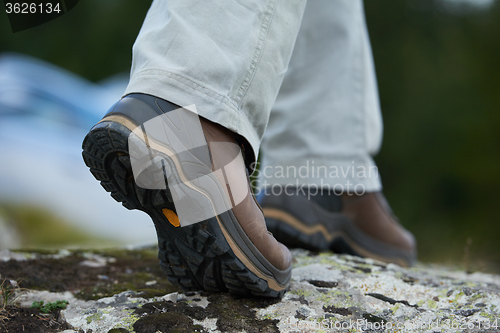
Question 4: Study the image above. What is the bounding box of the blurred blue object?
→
[0,53,157,247]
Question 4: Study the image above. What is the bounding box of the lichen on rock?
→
[1,247,499,332]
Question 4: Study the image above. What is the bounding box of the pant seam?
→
[352,8,365,157]
[235,0,278,108]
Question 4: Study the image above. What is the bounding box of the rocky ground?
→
[1,247,499,333]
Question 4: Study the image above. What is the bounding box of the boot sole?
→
[82,115,290,297]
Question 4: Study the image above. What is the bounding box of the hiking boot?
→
[259,186,416,266]
[82,93,292,297]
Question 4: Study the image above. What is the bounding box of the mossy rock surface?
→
[1,248,500,332]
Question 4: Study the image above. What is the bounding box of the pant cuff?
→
[124,69,260,170]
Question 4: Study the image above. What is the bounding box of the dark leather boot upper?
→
[260,186,416,266]
[200,119,292,271]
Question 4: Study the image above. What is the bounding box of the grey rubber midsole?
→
[220,209,291,285]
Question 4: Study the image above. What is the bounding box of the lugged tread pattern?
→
[82,121,286,298]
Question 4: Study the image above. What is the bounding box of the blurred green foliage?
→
[1,0,499,270]
[365,0,500,270]
[0,204,116,248]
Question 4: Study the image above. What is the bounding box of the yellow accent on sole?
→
[163,209,180,227]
